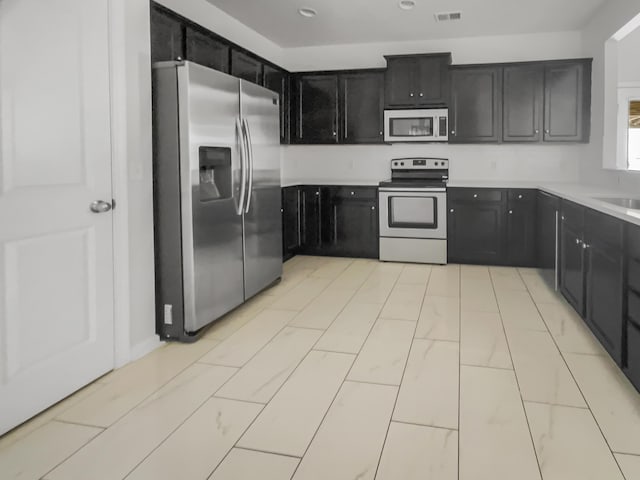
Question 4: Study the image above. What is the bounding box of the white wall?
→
[618,26,640,82]
[283,31,583,71]
[580,1,640,189]
[282,31,586,185]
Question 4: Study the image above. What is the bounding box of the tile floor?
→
[2,256,640,480]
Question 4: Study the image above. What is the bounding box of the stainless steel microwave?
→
[383,108,448,142]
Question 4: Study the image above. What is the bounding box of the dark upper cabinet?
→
[340,72,384,144]
[560,201,586,316]
[325,187,378,258]
[299,186,323,252]
[507,190,537,267]
[449,66,502,143]
[448,188,506,264]
[264,65,290,144]
[384,54,451,108]
[544,60,591,142]
[584,210,624,365]
[282,186,300,261]
[231,50,263,85]
[292,74,339,144]
[502,65,544,142]
[184,27,229,72]
[150,6,184,63]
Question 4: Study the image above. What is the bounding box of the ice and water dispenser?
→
[198,146,232,202]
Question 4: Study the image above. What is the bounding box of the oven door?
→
[379,188,447,239]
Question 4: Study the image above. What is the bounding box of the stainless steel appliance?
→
[379,158,449,264]
[383,108,448,142]
[152,61,282,342]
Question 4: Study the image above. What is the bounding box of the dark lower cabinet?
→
[231,50,263,85]
[326,187,378,258]
[150,5,184,63]
[299,186,323,252]
[536,191,560,286]
[282,187,300,261]
[448,188,506,264]
[559,202,586,316]
[625,225,640,390]
[507,190,537,267]
[281,185,378,260]
[185,26,229,72]
[584,211,624,364]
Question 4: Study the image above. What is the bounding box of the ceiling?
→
[205,0,607,48]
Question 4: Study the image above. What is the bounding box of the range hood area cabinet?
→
[290,71,385,144]
[449,59,592,144]
[384,53,452,108]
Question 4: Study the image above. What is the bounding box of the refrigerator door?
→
[240,80,283,299]
[177,62,246,332]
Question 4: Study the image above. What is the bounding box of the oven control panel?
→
[391,158,448,170]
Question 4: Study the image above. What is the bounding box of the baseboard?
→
[129,335,164,363]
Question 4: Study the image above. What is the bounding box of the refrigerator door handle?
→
[236,118,247,216]
[242,118,254,213]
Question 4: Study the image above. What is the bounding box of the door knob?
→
[90,200,112,213]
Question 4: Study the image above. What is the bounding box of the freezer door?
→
[177,62,245,332]
[240,80,283,299]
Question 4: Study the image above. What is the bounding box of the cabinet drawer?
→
[508,189,536,204]
[629,223,640,260]
[630,258,640,294]
[629,289,640,325]
[627,320,640,391]
[332,186,377,200]
[585,209,623,249]
[561,200,584,230]
[448,188,505,203]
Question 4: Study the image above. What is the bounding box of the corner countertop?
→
[450,180,640,227]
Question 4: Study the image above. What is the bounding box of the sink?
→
[594,197,640,210]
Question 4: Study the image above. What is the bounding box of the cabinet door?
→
[449,67,501,143]
[231,50,263,85]
[585,241,624,364]
[282,187,300,260]
[340,73,384,144]
[507,193,537,267]
[299,186,322,252]
[185,27,229,72]
[264,65,290,144]
[294,75,339,144]
[415,56,449,106]
[150,6,184,63]
[327,188,378,258]
[448,199,506,264]
[536,191,560,285]
[627,319,640,391]
[503,65,544,142]
[544,61,590,142]
[384,58,417,107]
[560,221,585,316]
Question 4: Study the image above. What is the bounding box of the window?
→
[629,100,640,170]
[617,88,640,171]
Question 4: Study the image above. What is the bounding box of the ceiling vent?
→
[434,11,462,22]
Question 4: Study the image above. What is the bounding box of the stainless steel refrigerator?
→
[152,61,282,342]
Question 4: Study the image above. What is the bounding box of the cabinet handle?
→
[350,191,355,196]
[575,238,581,245]
[473,194,478,199]
[535,130,539,134]
[379,131,383,136]
[509,210,513,215]
[371,206,376,211]
[315,191,319,196]
[332,131,337,136]
[410,93,414,97]
[419,93,424,97]
[450,208,455,213]
[545,129,550,134]
[583,243,589,250]
[451,130,455,135]
[280,208,284,213]
[518,194,523,199]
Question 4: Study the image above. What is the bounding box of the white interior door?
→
[0,0,115,434]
